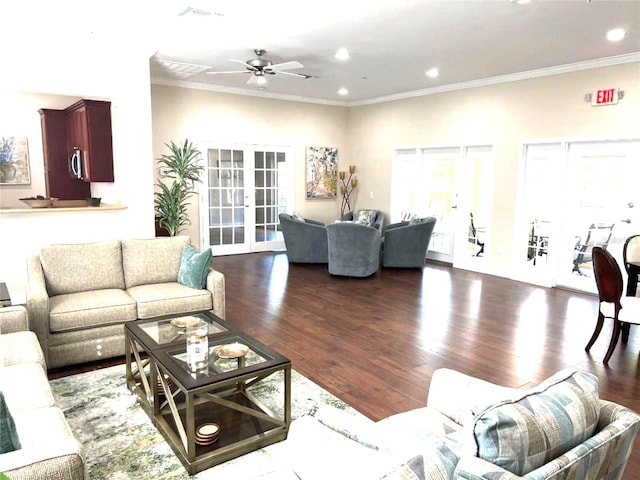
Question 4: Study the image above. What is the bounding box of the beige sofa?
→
[26,236,225,369]
[0,305,87,479]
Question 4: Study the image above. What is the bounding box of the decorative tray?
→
[213,343,249,359]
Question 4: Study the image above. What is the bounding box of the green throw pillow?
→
[0,391,20,453]
[178,245,212,289]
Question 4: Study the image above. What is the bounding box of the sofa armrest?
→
[304,218,325,226]
[206,267,226,320]
[383,221,409,233]
[427,368,521,426]
[25,255,50,348]
[454,400,640,480]
[0,439,87,480]
[0,306,28,334]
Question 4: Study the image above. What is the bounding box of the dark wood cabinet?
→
[65,100,114,182]
[39,109,91,200]
[39,99,114,199]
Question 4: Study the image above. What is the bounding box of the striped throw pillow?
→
[470,369,599,476]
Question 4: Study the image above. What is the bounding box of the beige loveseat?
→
[0,305,87,479]
[26,236,225,369]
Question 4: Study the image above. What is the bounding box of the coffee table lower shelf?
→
[156,391,289,474]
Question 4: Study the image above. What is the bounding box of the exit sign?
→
[592,88,619,106]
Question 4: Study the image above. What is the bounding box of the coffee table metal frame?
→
[124,312,291,475]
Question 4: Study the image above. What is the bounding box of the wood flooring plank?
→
[53,251,640,479]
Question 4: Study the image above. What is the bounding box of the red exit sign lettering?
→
[592,88,619,106]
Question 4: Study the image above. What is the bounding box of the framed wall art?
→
[0,136,31,185]
[305,146,337,199]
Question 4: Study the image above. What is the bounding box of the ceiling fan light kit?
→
[207,49,310,87]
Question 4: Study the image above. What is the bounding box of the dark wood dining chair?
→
[623,234,640,296]
[586,246,640,364]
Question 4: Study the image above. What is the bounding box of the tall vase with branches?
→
[339,165,358,216]
[154,139,204,237]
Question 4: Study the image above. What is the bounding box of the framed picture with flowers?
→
[0,136,31,185]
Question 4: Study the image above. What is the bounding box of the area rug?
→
[50,364,364,479]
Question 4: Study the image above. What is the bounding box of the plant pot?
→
[86,197,102,207]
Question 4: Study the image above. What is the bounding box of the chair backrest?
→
[592,246,623,305]
[623,234,640,274]
[584,223,615,247]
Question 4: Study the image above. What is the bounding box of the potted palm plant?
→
[154,139,204,236]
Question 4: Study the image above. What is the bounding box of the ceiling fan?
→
[207,49,311,85]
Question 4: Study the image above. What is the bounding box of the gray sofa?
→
[326,222,382,277]
[0,305,87,480]
[279,213,328,263]
[381,216,437,268]
[26,236,225,369]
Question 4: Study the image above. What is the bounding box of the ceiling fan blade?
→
[274,70,311,79]
[247,75,259,85]
[207,70,251,75]
[229,58,257,70]
[267,61,303,71]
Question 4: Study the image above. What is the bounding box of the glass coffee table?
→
[124,311,291,475]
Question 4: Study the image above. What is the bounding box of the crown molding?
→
[348,53,640,107]
[151,53,639,108]
[150,77,350,107]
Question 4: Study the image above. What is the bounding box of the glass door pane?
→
[422,147,460,263]
[254,149,287,252]
[515,143,563,286]
[455,146,493,270]
[204,148,249,255]
[556,140,640,293]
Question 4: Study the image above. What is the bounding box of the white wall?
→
[151,84,350,244]
[0,48,156,301]
[347,62,640,271]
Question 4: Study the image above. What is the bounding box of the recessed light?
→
[510,0,531,4]
[337,88,349,95]
[426,68,439,78]
[607,28,625,42]
[335,48,350,61]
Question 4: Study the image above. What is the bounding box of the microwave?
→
[68,149,84,180]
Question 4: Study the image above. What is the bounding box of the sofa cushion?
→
[0,391,20,453]
[122,236,189,288]
[178,245,212,289]
[1,364,55,413]
[12,406,76,449]
[127,282,213,319]
[375,406,463,456]
[40,240,125,296]
[0,331,45,370]
[49,290,137,333]
[381,442,458,480]
[468,369,599,476]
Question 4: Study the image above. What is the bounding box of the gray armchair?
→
[279,213,328,263]
[381,216,437,268]
[340,209,384,231]
[326,222,381,277]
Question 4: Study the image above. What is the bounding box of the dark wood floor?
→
[214,252,640,478]
[52,251,640,477]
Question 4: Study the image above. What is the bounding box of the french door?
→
[199,144,292,256]
[515,139,640,292]
[391,145,493,266]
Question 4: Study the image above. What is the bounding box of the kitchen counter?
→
[0,203,127,214]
